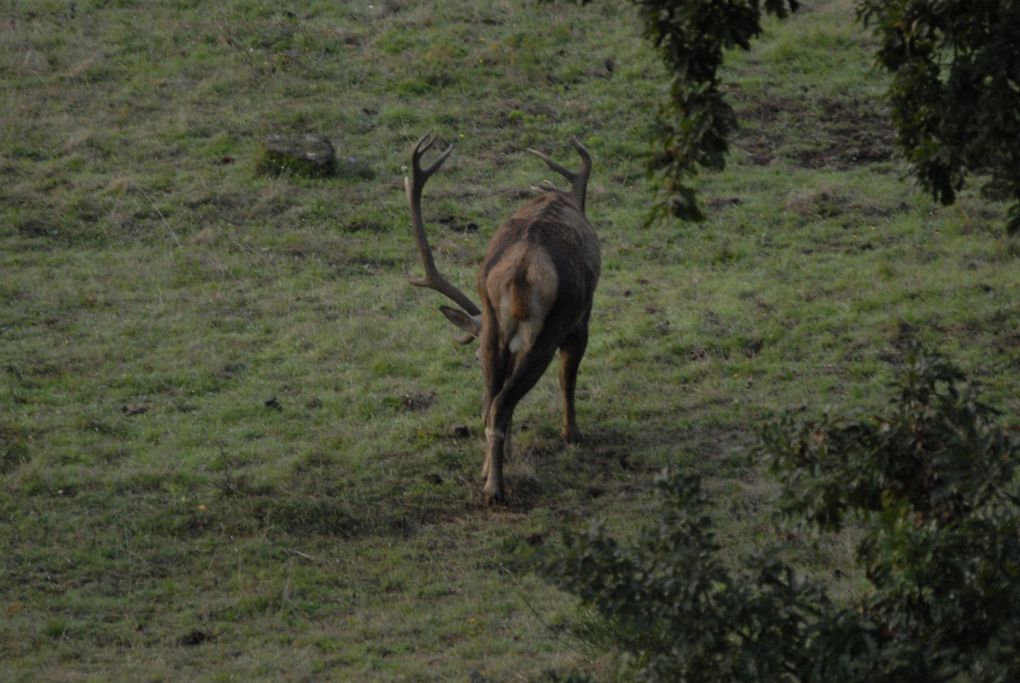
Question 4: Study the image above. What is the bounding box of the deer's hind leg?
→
[558,320,589,444]
[483,339,559,504]
[479,315,509,482]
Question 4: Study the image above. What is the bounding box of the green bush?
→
[542,347,1020,681]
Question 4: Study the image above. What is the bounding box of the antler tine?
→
[568,137,592,214]
[411,131,454,182]
[568,137,592,178]
[526,147,574,181]
[527,137,592,213]
[405,132,481,317]
[530,180,560,195]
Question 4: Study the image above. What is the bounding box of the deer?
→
[405,132,601,504]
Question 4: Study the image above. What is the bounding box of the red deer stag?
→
[405,132,600,504]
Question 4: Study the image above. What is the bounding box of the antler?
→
[527,137,592,214]
[405,132,481,319]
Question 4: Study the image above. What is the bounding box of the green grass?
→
[2,0,1019,680]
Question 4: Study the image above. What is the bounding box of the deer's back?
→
[480,192,600,316]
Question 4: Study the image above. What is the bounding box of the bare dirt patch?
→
[734,93,896,169]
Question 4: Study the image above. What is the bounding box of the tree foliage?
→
[857,1,1020,233]
[636,0,798,222]
[542,347,1020,681]
[632,0,1020,231]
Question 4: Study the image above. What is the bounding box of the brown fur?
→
[510,269,530,321]
[407,135,598,505]
[474,190,600,502]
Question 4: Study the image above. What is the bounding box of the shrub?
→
[542,346,1020,681]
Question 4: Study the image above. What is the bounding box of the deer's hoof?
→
[562,428,583,445]
[484,487,506,506]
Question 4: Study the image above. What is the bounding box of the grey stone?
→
[257,133,336,178]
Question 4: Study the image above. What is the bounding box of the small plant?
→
[542,346,1020,681]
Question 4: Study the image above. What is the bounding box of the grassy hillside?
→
[2,0,1018,680]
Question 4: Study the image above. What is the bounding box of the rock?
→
[337,155,376,180]
[257,133,336,178]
